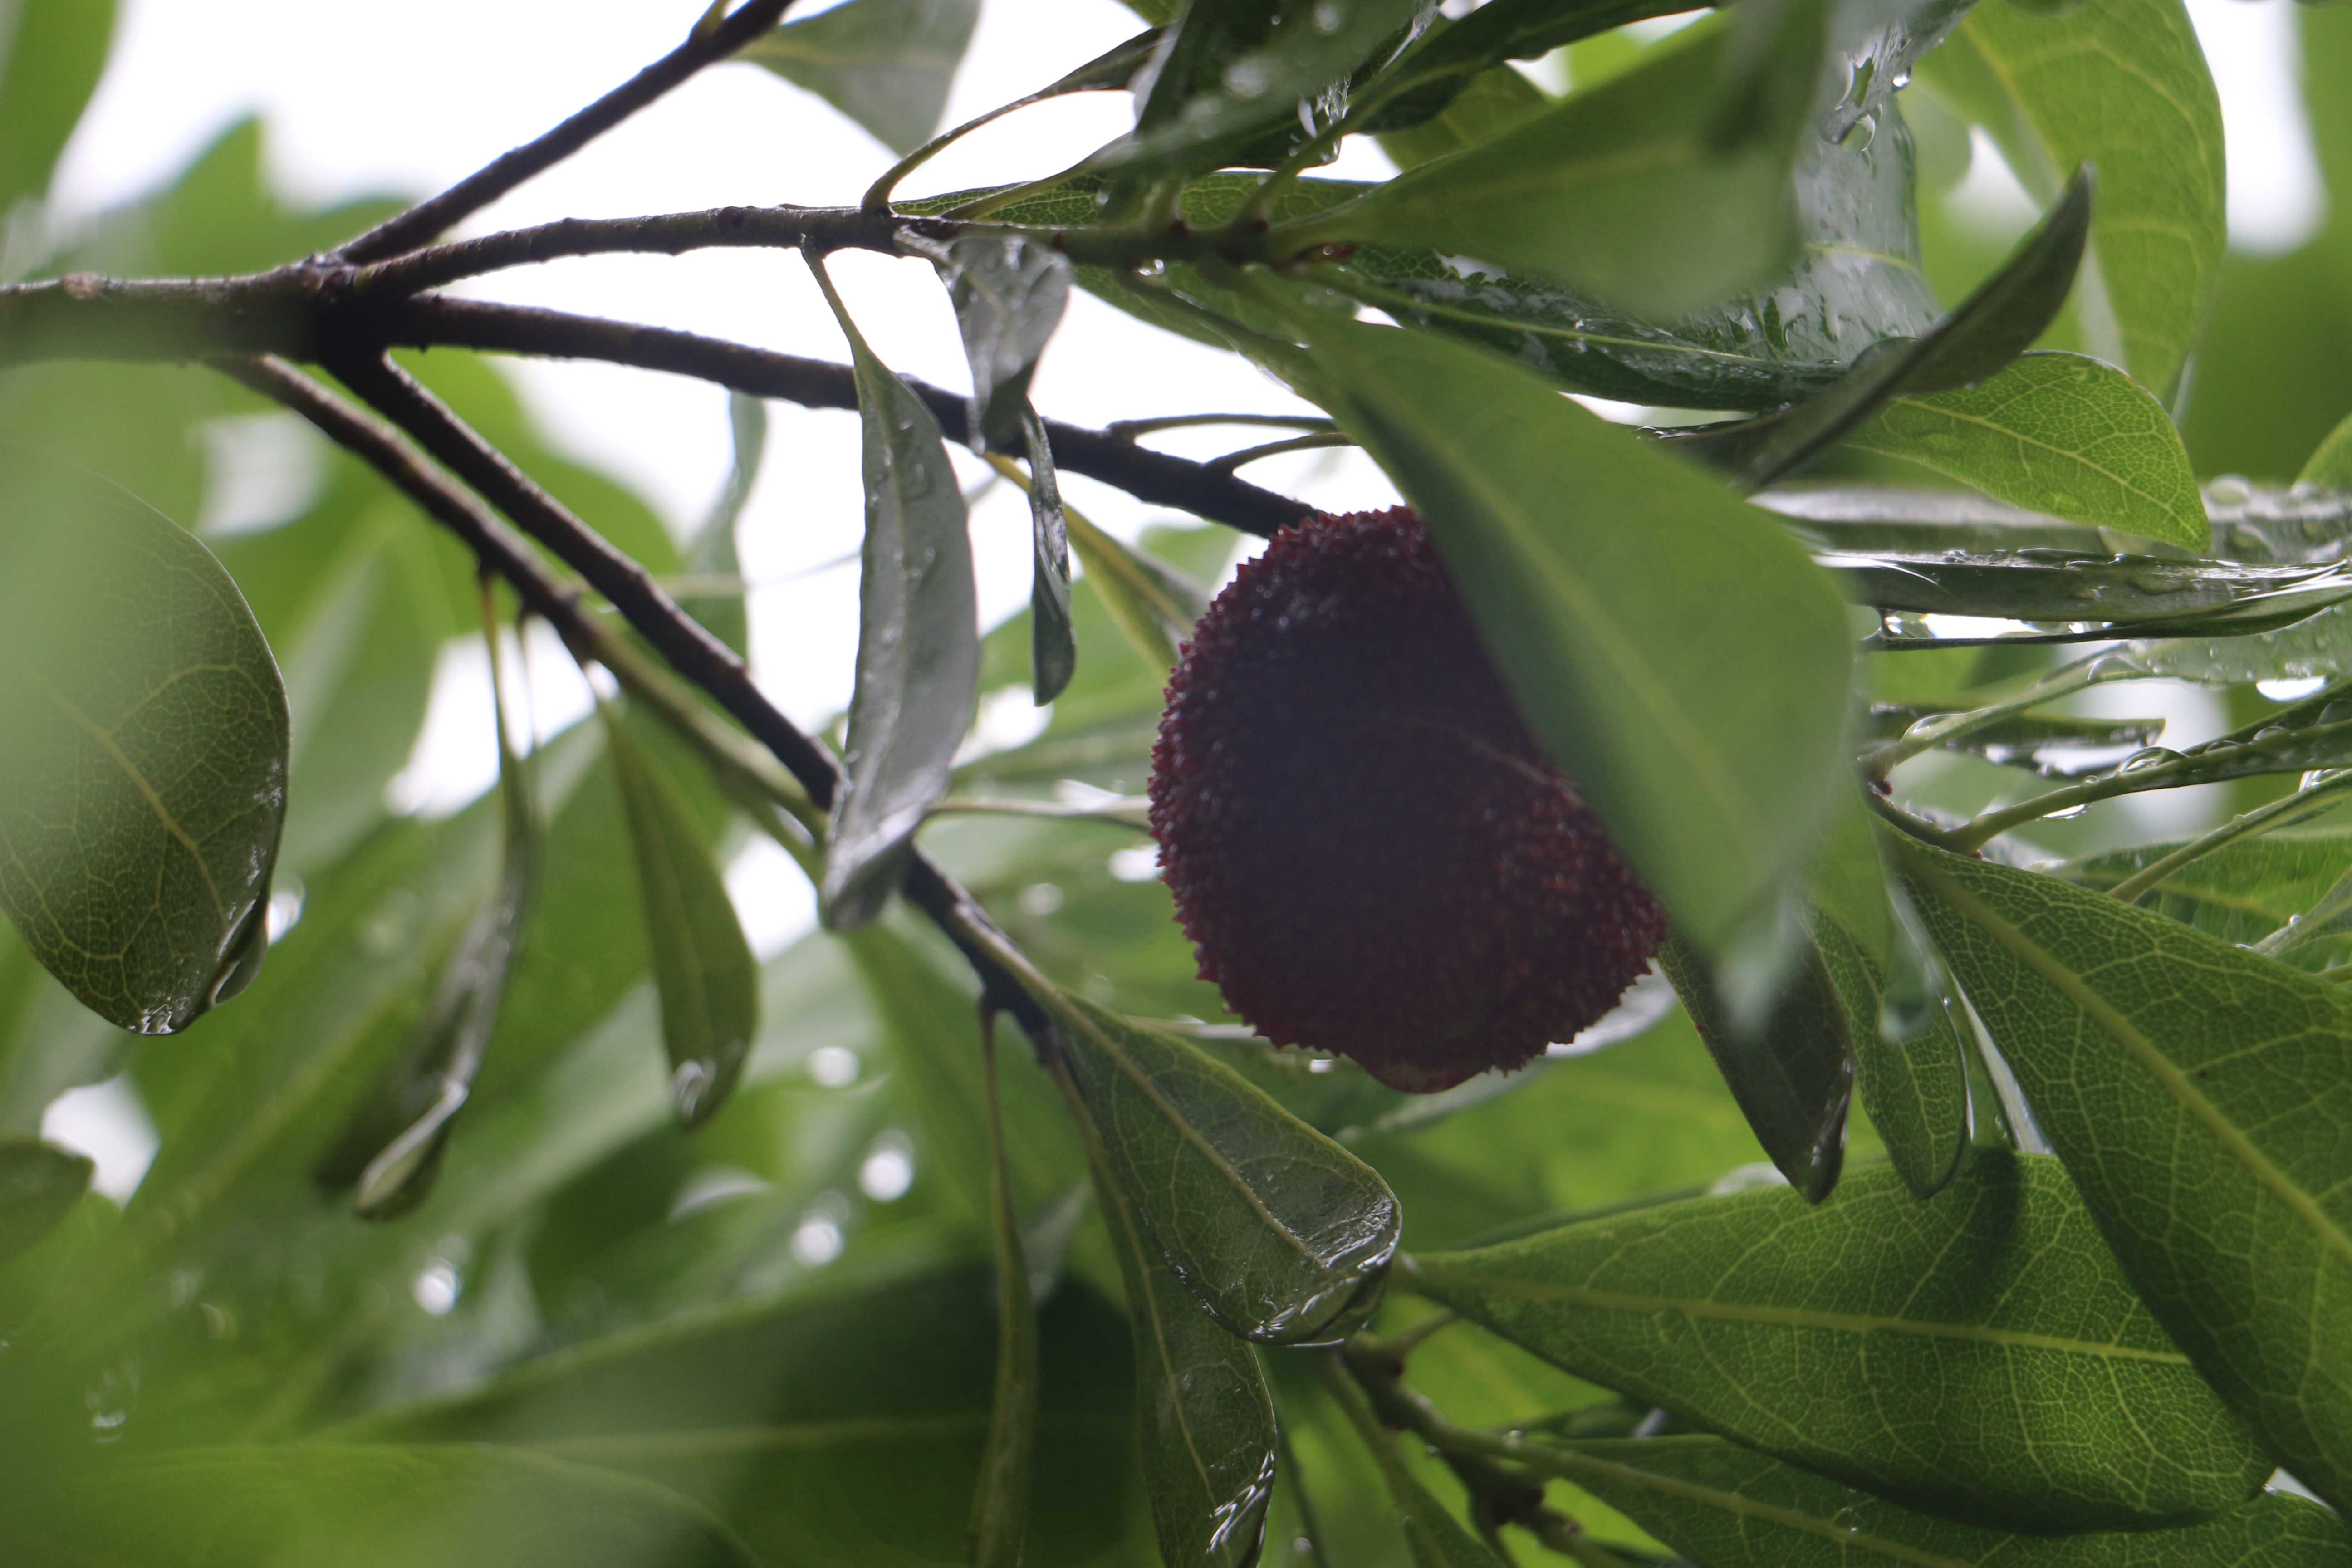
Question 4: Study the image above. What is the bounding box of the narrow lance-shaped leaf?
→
[1411,1154,2271,1531]
[598,698,759,1130]
[740,0,980,154]
[918,230,1072,452]
[969,1015,1039,1568]
[1064,501,1209,674]
[1849,352,2210,549]
[1111,0,1425,175]
[1808,906,1970,1199]
[0,451,289,1035]
[2300,408,2352,490]
[808,252,980,930]
[1710,167,2094,493]
[1504,1435,2352,1568]
[678,391,766,660]
[1022,408,1076,705]
[321,598,538,1219]
[1894,837,2352,1516]
[1656,931,1853,1201]
[1282,0,1826,319]
[1063,1050,1276,1568]
[1047,988,1400,1344]
[0,1138,93,1263]
[0,0,118,215]
[1916,0,2224,396]
[1275,304,1854,952]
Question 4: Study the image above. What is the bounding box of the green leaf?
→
[1507,1435,2352,1568]
[1411,1153,2270,1530]
[678,392,765,660]
[1111,0,1424,176]
[1656,932,1854,1201]
[1848,352,2209,547]
[918,231,1073,452]
[1075,1075,1276,1568]
[1894,838,2352,1515]
[2054,830,2352,953]
[0,451,290,1036]
[340,1264,1141,1566]
[1063,500,1210,675]
[330,626,539,1220]
[970,1024,1039,1568]
[1373,55,1549,170]
[1708,168,2094,493]
[741,0,980,154]
[2300,409,2352,490]
[1315,1357,1507,1568]
[1822,547,2346,631]
[1808,907,1970,1200]
[1045,989,1400,1344]
[0,1138,91,1262]
[1021,410,1077,706]
[1285,3,1825,318]
[0,0,116,214]
[599,701,758,1130]
[1276,307,1854,950]
[9,1443,762,1568]
[2133,601,2352,686]
[1915,0,2224,396]
[809,256,980,930]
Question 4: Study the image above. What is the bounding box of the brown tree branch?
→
[0,274,1315,538]
[384,296,1316,537]
[240,350,1047,1036]
[334,0,803,265]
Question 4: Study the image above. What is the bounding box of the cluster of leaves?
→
[10,0,2352,1566]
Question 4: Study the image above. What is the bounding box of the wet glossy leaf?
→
[811,258,980,930]
[1850,352,2208,548]
[0,0,116,213]
[1509,1435,2352,1568]
[2135,602,2352,686]
[1112,0,1423,175]
[1412,1153,2270,1530]
[1372,53,1548,169]
[918,230,1072,452]
[0,1138,91,1262]
[1916,0,2223,396]
[1077,1082,1276,1568]
[599,702,758,1130]
[9,1443,762,1568]
[1047,989,1400,1344]
[1708,167,2093,492]
[1862,703,2162,777]
[741,0,980,154]
[1808,907,1970,1200]
[1021,409,1076,705]
[970,1024,1038,1568]
[330,640,538,1220]
[1895,838,2352,1515]
[2056,831,2352,954]
[0,452,289,1035]
[1280,308,1854,950]
[1823,546,2350,630]
[1286,3,1825,318]
[1656,932,1853,1201]
[679,392,765,660]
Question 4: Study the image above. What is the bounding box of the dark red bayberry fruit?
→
[1148,507,1667,1093]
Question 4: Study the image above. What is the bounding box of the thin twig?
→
[233,352,1046,1038]
[1209,430,1355,473]
[2105,769,2352,905]
[335,0,802,264]
[384,296,1316,536]
[1107,412,1335,440]
[349,204,915,297]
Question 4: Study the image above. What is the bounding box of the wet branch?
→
[230,352,1048,1039]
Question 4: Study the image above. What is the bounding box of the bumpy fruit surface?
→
[1148,507,1668,1093]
